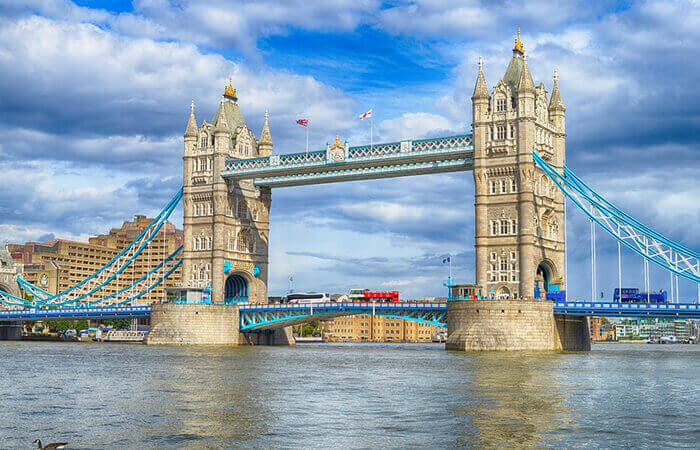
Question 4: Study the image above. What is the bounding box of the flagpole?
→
[370,113,373,149]
[305,124,309,155]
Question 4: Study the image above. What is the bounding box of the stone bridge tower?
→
[472,31,567,300]
[182,80,271,304]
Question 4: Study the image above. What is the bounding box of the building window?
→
[511,274,517,282]
[491,221,498,235]
[500,180,507,194]
[501,260,508,271]
[511,220,517,234]
[208,203,213,215]
[490,181,496,194]
[496,98,506,112]
[500,274,508,282]
[497,126,505,140]
[200,136,206,148]
[510,251,516,260]
[237,201,247,218]
[509,124,515,139]
[491,252,497,261]
[511,179,517,192]
[491,264,496,272]
[500,220,509,235]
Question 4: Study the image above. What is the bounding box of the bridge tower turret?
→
[182,79,271,305]
[472,30,567,300]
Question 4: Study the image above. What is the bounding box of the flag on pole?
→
[296,118,308,127]
[359,109,372,120]
[442,256,451,264]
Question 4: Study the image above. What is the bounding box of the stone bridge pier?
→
[145,303,294,346]
[445,300,590,351]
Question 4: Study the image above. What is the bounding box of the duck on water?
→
[33,439,67,449]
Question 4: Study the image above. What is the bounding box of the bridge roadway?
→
[221,134,474,187]
[1,301,699,330]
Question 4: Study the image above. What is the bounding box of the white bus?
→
[285,292,331,304]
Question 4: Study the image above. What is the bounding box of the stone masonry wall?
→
[446,300,589,351]
[554,315,591,351]
[145,303,240,345]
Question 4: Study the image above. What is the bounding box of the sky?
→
[0,0,698,299]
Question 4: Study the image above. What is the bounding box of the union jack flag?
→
[296,118,308,127]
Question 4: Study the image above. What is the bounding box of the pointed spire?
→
[184,100,198,137]
[214,98,229,133]
[517,51,535,93]
[472,56,489,100]
[259,109,272,145]
[513,28,524,54]
[224,77,237,102]
[549,69,565,111]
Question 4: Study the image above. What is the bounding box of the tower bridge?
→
[1,32,698,350]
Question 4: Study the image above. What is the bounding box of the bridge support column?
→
[445,300,589,351]
[145,303,240,345]
[241,327,295,346]
[0,321,22,340]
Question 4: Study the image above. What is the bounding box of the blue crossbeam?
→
[0,306,152,321]
[239,302,448,331]
[553,301,700,318]
[2,301,696,326]
[222,134,473,187]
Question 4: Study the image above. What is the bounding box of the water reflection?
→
[456,352,572,447]
[143,346,271,446]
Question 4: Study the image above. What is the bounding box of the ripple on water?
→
[0,342,697,448]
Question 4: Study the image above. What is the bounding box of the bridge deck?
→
[1,301,697,325]
[221,134,474,187]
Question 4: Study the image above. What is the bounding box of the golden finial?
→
[513,28,524,54]
[224,77,237,100]
[334,135,342,146]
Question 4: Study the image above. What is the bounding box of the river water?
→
[0,342,697,448]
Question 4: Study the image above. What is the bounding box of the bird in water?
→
[33,439,68,449]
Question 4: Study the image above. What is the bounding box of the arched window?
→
[490,181,496,194]
[511,179,517,192]
[491,221,498,235]
[511,220,517,234]
[500,180,506,194]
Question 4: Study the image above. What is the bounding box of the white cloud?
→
[378,112,455,141]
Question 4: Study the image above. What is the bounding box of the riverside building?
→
[322,314,441,343]
[9,215,182,304]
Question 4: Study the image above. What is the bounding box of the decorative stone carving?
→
[327,135,346,162]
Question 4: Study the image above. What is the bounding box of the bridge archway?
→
[496,286,510,300]
[225,274,249,304]
[536,260,557,298]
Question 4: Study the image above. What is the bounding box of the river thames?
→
[1,342,697,448]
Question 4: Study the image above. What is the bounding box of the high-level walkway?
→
[221,135,473,187]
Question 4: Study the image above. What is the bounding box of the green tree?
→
[75,319,89,330]
[101,318,131,329]
[47,319,74,332]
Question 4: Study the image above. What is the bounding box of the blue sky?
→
[0,0,698,299]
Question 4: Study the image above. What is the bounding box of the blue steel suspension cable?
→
[86,246,182,305]
[533,151,699,283]
[562,166,700,258]
[20,189,182,305]
[113,260,182,306]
